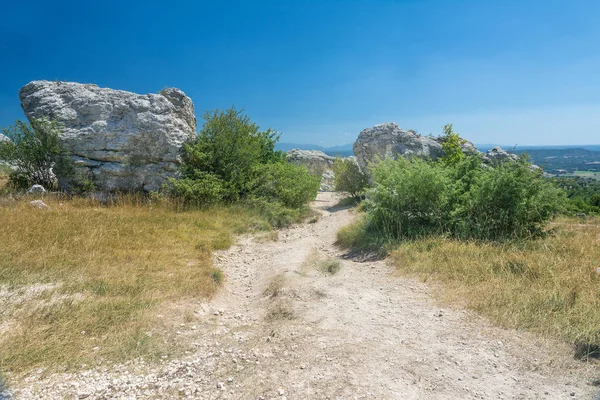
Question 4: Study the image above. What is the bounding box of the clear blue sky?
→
[1,0,599,146]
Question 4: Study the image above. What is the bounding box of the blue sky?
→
[1,0,599,146]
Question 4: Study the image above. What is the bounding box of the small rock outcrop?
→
[19,81,197,192]
[29,200,51,210]
[353,122,524,172]
[0,133,9,142]
[353,123,445,171]
[286,149,335,191]
[482,146,520,164]
[26,184,46,194]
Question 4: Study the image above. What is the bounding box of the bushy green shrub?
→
[169,107,319,216]
[176,107,283,202]
[367,157,450,239]
[450,158,566,240]
[167,173,225,206]
[250,162,320,209]
[350,154,565,247]
[332,158,369,200]
[0,118,66,189]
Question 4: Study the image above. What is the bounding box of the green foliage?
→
[552,176,600,215]
[345,153,566,249]
[0,118,66,189]
[332,158,369,200]
[167,173,225,206]
[176,107,283,202]
[249,162,320,209]
[439,123,465,167]
[450,158,566,240]
[368,157,450,239]
[170,107,318,221]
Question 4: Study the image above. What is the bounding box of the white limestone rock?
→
[354,122,483,172]
[482,146,520,164]
[286,149,336,191]
[26,184,46,194]
[19,81,197,192]
[353,123,445,171]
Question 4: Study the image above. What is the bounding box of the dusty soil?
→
[3,192,599,399]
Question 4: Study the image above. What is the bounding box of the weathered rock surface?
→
[19,81,197,192]
[482,146,520,164]
[353,122,527,173]
[0,133,9,142]
[454,139,480,155]
[29,200,51,210]
[286,149,335,191]
[353,123,446,171]
[26,184,46,194]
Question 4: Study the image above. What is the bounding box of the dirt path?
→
[6,192,599,399]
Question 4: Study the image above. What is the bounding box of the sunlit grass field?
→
[0,192,271,374]
[389,216,600,357]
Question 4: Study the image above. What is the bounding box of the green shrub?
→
[250,162,320,209]
[450,157,566,240]
[367,157,450,240]
[177,107,283,202]
[343,152,566,249]
[170,107,318,216]
[332,158,369,200]
[167,173,225,206]
[0,118,66,189]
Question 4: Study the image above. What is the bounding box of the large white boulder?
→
[353,123,445,171]
[353,122,481,171]
[19,81,197,192]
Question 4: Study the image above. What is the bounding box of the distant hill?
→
[476,144,600,152]
[276,142,354,157]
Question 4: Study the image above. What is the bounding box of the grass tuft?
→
[265,300,295,321]
[318,258,342,275]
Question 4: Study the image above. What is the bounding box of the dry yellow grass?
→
[0,194,270,374]
[391,217,600,357]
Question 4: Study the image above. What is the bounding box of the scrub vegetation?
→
[0,107,321,374]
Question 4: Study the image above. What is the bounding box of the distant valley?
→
[279,142,600,179]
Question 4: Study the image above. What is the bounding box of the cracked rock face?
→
[353,123,445,171]
[19,81,197,192]
[353,122,481,172]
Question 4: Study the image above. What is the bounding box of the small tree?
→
[332,158,369,200]
[439,123,465,167]
[0,118,65,189]
[177,107,283,202]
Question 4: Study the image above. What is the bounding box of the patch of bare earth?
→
[4,192,599,399]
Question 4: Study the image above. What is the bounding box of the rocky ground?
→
[2,192,599,399]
